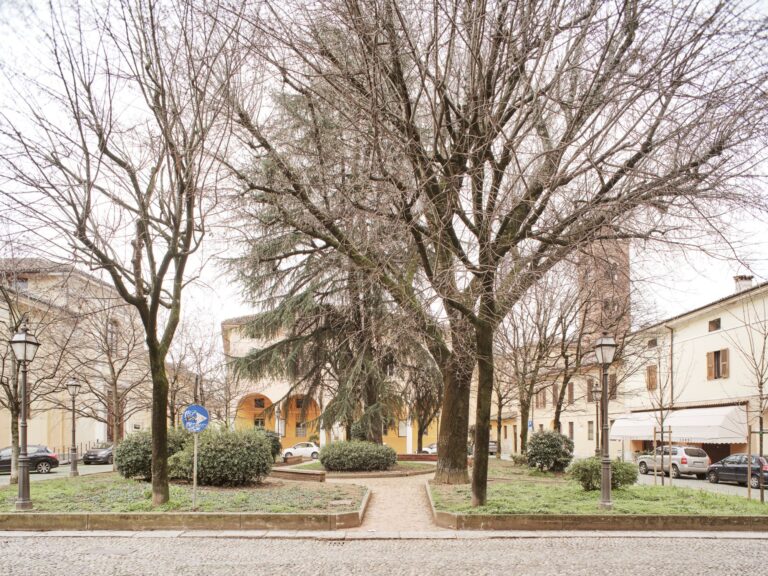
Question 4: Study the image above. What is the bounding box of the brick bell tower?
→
[577,237,631,346]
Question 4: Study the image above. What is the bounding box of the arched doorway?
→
[234,393,275,432]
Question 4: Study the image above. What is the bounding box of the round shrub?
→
[568,457,638,491]
[319,441,397,472]
[115,431,153,480]
[189,428,273,486]
[526,430,574,472]
[168,449,193,481]
[510,453,528,467]
[115,427,192,480]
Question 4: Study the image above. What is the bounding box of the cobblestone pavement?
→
[329,472,443,531]
[2,534,768,576]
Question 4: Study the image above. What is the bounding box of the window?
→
[706,349,729,380]
[602,298,621,316]
[107,319,119,353]
[552,383,558,406]
[646,365,658,391]
[254,398,265,409]
[647,338,657,348]
[609,374,618,400]
[605,261,619,282]
[535,388,547,409]
[295,397,304,409]
[587,421,594,441]
[133,424,141,430]
[398,420,408,437]
[14,277,28,291]
[295,422,307,437]
[567,382,574,404]
[568,422,574,441]
[254,418,265,428]
[503,425,508,439]
[708,318,721,332]
[538,424,544,432]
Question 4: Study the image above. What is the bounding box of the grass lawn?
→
[0,473,366,513]
[484,459,559,480]
[431,477,768,516]
[295,461,436,472]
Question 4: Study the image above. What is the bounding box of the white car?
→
[282,442,320,459]
[419,443,438,455]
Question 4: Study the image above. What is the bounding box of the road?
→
[635,470,768,500]
[1,534,767,576]
[0,463,113,487]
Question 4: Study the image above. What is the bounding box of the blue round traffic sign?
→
[182,404,209,433]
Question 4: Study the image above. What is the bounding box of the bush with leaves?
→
[263,430,282,460]
[568,457,638,491]
[170,428,273,486]
[526,430,574,472]
[115,428,192,480]
[319,441,397,472]
[510,453,528,467]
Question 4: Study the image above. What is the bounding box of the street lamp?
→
[592,380,601,456]
[66,378,81,477]
[9,318,41,511]
[594,332,617,511]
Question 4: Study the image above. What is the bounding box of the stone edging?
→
[271,468,326,482]
[424,482,768,531]
[0,489,370,532]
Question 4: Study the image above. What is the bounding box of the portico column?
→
[319,428,327,447]
[406,416,414,454]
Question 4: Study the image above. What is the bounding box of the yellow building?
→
[223,314,440,453]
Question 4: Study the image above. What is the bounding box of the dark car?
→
[707,453,768,489]
[83,443,113,465]
[0,445,59,474]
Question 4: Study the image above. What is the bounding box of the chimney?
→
[734,275,754,293]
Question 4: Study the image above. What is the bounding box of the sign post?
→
[182,404,209,510]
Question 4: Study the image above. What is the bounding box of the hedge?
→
[319,441,397,472]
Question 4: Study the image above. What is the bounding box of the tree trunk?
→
[434,320,475,484]
[149,348,170,506]
[495,405,502,460]
[519,401,531,453]
[363,371,383,444]
[111,388,121,471]
[472,313,495,506]
[417,424,424,453]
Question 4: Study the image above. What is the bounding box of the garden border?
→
[424,482,768,531]
[0,489,370,532]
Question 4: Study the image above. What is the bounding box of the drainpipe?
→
[665,326,674,408]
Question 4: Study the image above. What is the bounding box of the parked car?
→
[282,442,320,459]
[488,440,498,455]
[707,454,768,489]
[83,443,113,465]
[419,443,438,455]
[636,445,710,479]
[0,445,59,474]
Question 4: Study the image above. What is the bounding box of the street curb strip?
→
[0,488,370,532]
[424,481,768,531]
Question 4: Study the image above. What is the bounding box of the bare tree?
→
[221,0,768,505]
[0,2,235,504]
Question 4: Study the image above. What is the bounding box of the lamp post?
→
[592,381,601,456]
[66,378,81,477]
[9,318,41,511]
[594,332,617,511]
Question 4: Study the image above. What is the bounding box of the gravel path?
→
[329,472,443,531]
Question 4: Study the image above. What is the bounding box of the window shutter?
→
[587,380,593,403]
[720,348,729,378]
[706,351,715,380]
[567,382,574,404]
[609,374,617,400]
